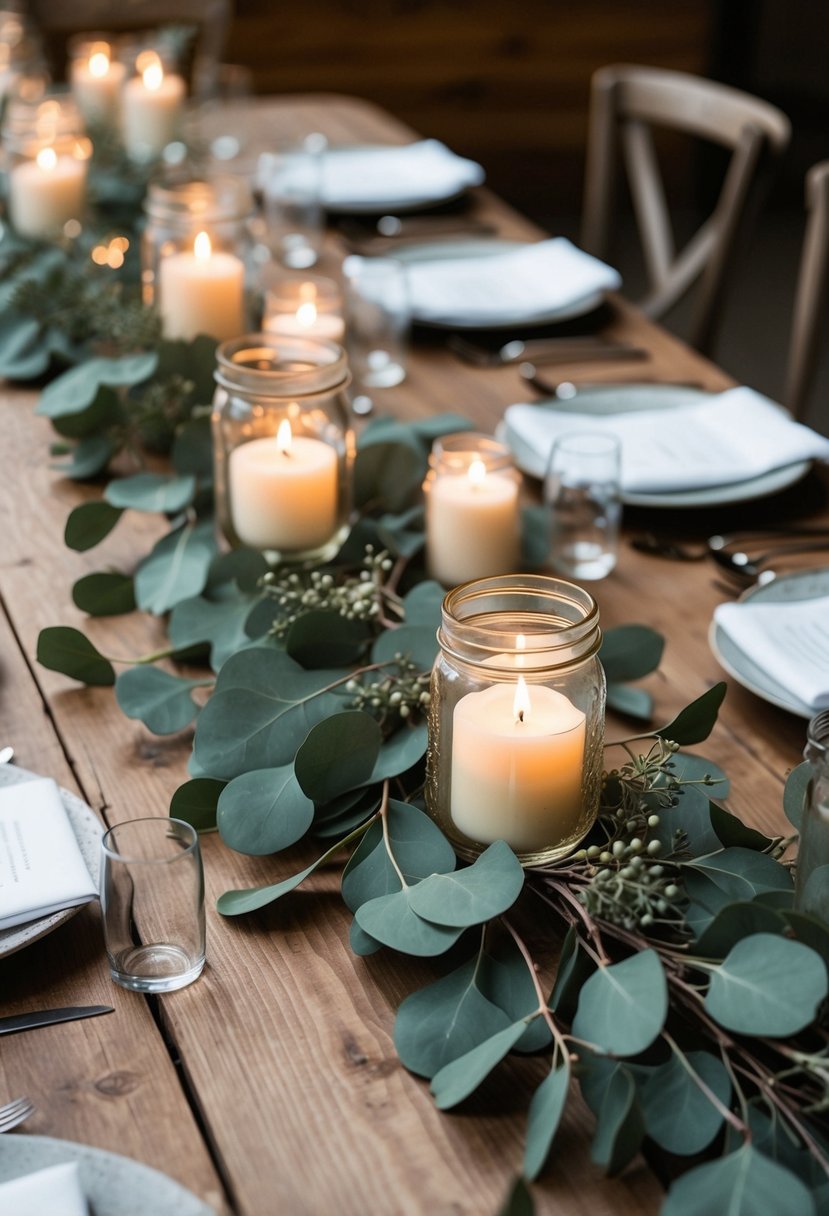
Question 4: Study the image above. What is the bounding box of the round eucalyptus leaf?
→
[169,592,257,671]
[285,611,373,668]
[656,682,726,746]
[115,666,206,735]
[605,682,653,722]
[294,711,382,804]
[661,1145,815,1216]
[37,351,157,417]
[206,547,269,593]
[590,1066,645,1175]
[394,954,512,1079]
[355,888,464,956]
[104,472,196,513]
[72,572,135,617]
[353,432,425,512]
[341,800,455,915]
[430,1019,529,1110]
[523,1060,571,1181]
[640,1050,730,1156]
[370,723,428,782]
[693,900,787,961]
[36,626,115,686]
[686,847,792,901]
[217,765,313,855]
[371,623,439,671]
[135,519,217,615]
[402,580,444,628]
[350,918,383,956]
[407,840,524,927]
[54,434,117,480]
[704,933,827,1036]
[169,777,225,833]
[64,501,123,552]
[572,949,667,1056]
[600,624,665,683]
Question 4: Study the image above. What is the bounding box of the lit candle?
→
[426,457,520,586]
[450,675,586,850]
[121,52,185,160]
[228,419,339,552]
[263,277,345,342]
[70,43,126,127]
[8,145,87,239]
[158,230,245,342]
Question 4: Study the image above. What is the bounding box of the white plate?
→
[393,239,607,329]
[0,1136,213,1215]
[320,141,484,213]
[0,766,102,959]
[708,566,829,718]
[497,383,812,508]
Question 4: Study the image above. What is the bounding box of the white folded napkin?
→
[714,594,829,711]
[504,386,829,492]
[0,1162,88,1215]
[0,777,97,930]
[318,139,484,208]
[405,237,621,325]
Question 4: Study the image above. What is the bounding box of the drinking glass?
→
[261,132,327,268]
[343,255,410,390]
[101,817,205,993]
[544,432,621,580]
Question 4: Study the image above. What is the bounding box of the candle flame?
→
[89,49,110,77]
[468,459,486,488]
[277,418,293,455]
[36,146,57,171]
[513,675,531,725]
[142,54,164,90]
[296,301,318,328]
[193,231,212,259]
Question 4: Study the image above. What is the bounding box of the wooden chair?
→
[784,161,829,422]
[581,64,791,356]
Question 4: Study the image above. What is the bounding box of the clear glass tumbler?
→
[343,255,410,390]
[261,132,327,268]
[101,817,205,993]
[545,432,621,580]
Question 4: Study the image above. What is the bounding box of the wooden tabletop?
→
[0,94,825,1216]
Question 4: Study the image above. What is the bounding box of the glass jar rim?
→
[4,92,84,140]
[214,332,350,399]
[806,709,829,760]
[429,431,516,476]
[438,574,601,673]
[144,173,253,225]
[101,816,199,865]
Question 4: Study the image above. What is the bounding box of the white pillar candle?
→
[158,231,245,342]
[70,45,126,127]
[8,146,87,239]
[450,676,586,850]
[263,278,345,342]
[228,419,339,551]
[427,458,520,586]
[121,53,185,160]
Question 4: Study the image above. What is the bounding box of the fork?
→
[0,1096,35,1133]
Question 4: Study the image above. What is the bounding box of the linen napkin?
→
[0,1162,88,1215]
[504,386,829,492]
[0,777,97,930]
[405,237,621,326]
[714,594,829,711]
[317,139,484,209]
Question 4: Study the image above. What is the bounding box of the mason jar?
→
[794,709,829,920]
[3,94,91,240]
[212,333,354,562]
[142,173,255,341]
[423,432,521,588]
[425,574,605,865]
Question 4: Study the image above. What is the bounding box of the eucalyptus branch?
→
[502,917,569,1055]
[663,1030,748,1136]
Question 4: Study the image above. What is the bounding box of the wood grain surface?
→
[0,92,824,1216]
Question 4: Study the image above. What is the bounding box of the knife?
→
[0,1005,113,1036]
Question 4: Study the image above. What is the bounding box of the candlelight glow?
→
[89,50,110,77]
[296,301,318,328]
[36,147,57,171]
[513,675,531,724]
[193,231,211,259]
[277,419,293,455]
[468,459,486,488]
[142,55,164,91]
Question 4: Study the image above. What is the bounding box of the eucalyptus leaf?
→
[661,1145,815,1216]
[477,933,552,1054]
[369,723,428,782]
[523,1060,570,1181]
[72,572,135,617]
[497,1177,534,1216]
[572,949,667,1056]
[709,802,776,851]
[294,711,382,804]
[171,417,214,477]
[354,432,425,512]
[206,548,269,593]
[115,666,208,735]
[590,1066,645,1175]
[313,788,380,839]
[64,501,123,551]
[520,504,549,567]
[782,910,829,970]
[154,334,218,403]
[407,840,524,927]
[704,934,827,1036]
[36,626,115,686]
[657,683,727,746]
[218,827,368,915]
[37,351,157,417]
[371,623,439,671]
[355,887,464,956]
[170,777,225,832]
[640,1050,730,1156]
[686,847,792,901]
[350,918,383,956]
[217,765,314,855]
[683,870,734,938]
[550,927,597,1024]
[652,783,721,856]
[341,802,455,912]
[169,591,258,671]
[430,1019,530,1110]
[605,683,653,721]
[134,519,217,615]
[394,952,512,1078]
[693,900,787,960]
[410,413,474,440]
[784,761,811,831]
[285,611,373,668]
[401,580,444,628]
[105,472,196,513]
[600,624,664,683]
[54,434,117,480]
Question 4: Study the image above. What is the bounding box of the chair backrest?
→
[28,0,230,95]
[784,161,829,423]
[581,64,791,356]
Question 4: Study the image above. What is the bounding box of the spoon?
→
[0,747,14,765]
[709,537,829,585]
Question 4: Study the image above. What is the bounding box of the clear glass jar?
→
[425,574,605,865]
[794,710,829,920]
[2,94,91,240]
[262,269,345,343]
[67,33,128,131]
[423,432,522,588]
[212,333,354,562]
[142,173,255,342]
[121,46,186,162]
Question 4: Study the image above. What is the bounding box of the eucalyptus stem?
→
[379,781,407,888]
[663,1030,748,1136]
[502,917,568,1055]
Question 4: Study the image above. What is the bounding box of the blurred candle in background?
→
[122,51,184,160]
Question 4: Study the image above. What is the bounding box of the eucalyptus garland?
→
[6,201,827,1216]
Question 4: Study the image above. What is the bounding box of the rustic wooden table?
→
[0,94,824,1216]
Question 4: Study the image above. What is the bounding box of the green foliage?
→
[572,950,667,1055]
[36,626,115,686]
[115,666,208,735]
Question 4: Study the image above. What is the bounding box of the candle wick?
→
[517,709,524,723]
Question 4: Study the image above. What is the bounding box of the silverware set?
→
[0,1096,35,1133]
[338,215,497,254]
[632,527,829,588]
[447,333,646,368]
